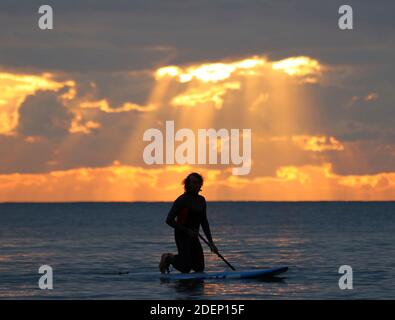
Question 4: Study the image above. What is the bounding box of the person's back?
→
[167,192,207,235]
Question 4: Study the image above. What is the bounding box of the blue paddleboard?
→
[160,266,288,280]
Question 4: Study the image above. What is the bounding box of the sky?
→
[0,0,395,201]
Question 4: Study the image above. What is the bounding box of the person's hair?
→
[183,172,204,193]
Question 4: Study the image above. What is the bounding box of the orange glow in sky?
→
[0,55,394,201]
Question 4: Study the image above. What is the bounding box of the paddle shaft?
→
[198,233,236,271]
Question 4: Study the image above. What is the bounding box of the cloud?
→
[364,93,379,102]
[69,115,101,134]
[156,55,322,84]
[17,90,73,139]
[0,0,394,201]
[0,42,394,202]
[276,166,311,184]
[0,72,73,134]
[2,0,395,73]
[79,99,156,113]
[156,57,267,83]
[171,82,240,109]
[214,163,395,200]
[0,164,218,202]
[1,162,395,202]
[271,56,322,82]
[156,55,323,110]
[291,135,344,152]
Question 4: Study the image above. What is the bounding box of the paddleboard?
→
[160,266,288,280]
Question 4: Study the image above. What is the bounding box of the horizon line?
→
[1,200,394,204]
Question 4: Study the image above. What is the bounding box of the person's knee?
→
[193,266,204,272]
[192,260,205,272]
[176,257,193,273]
[180,264,192,273]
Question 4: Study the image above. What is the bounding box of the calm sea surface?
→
[0,202,394,299]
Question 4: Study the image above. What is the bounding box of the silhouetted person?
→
[159,172,218,273]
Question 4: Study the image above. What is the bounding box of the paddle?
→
[198,233,236,271]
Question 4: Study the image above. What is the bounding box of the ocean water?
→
[0,202,394,300]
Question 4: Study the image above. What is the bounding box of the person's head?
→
[183,172,204,194]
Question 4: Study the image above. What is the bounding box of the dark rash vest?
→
[166,192,213,243]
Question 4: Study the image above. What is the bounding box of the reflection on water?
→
[161,279,206,299]
[0,255,11,262]
[201,278,286,299]
[160,276,288,300]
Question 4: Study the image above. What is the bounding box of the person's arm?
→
[166,197,192,236]
[201,198,217,252]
